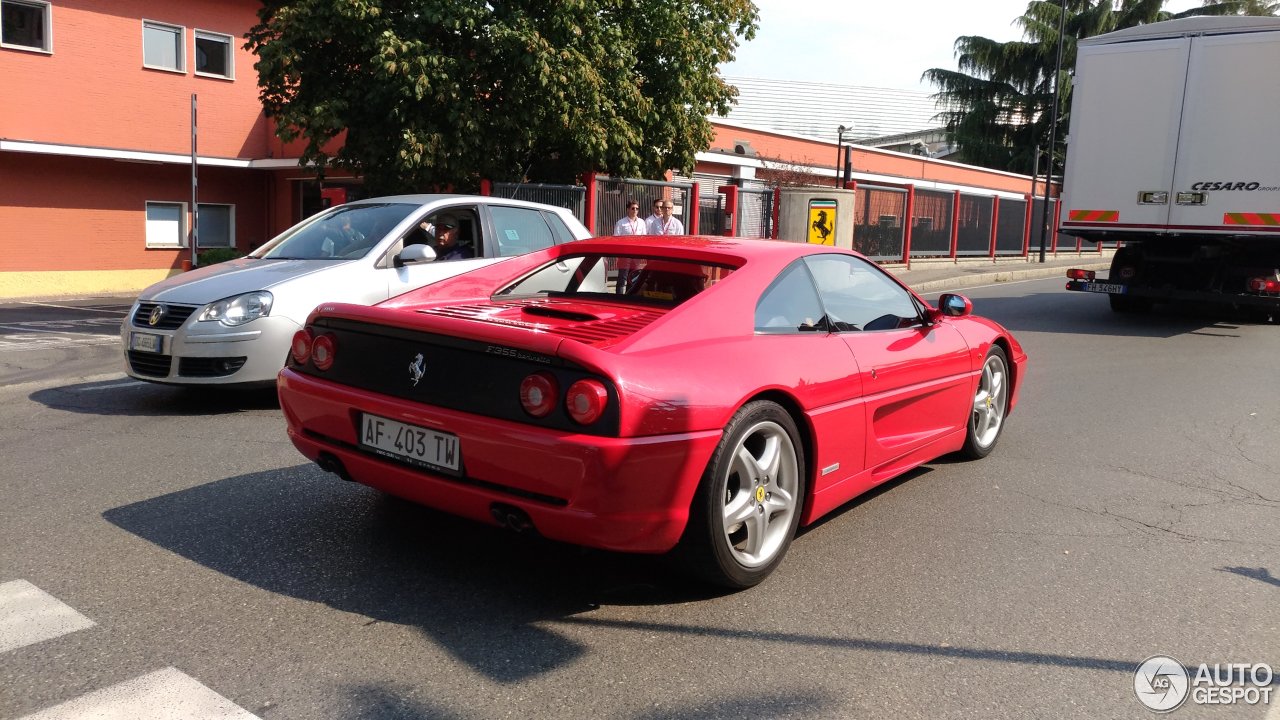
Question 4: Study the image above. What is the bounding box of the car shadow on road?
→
[30,378,280,416]
[103,463,1159,690]
[102,465,726,685]
[966,293,1270,338]
[1217,566,1280,589]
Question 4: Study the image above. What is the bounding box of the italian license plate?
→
[129,332,163,353]
[1083,282,1126,294]
[360,413,460,474]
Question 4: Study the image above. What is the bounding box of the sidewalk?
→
[4,251,1113,306]
[887,251,1113,294]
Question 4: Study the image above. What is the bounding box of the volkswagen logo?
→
[147,305,166,326]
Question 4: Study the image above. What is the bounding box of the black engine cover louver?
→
[296,317,621,436]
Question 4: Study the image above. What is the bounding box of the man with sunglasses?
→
[646,201,684,235]
[613,200,647,235]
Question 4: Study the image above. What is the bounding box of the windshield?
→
[252,203,418,260]
[496,254,735,306]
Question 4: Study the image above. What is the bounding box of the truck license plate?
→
[1083,282,1126,294]
[359,413,460,474]
[129,332,163,353]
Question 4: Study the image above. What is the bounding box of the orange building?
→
[0,1,1057,300]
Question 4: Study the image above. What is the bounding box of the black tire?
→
[1108,249,1152,313]
[961,346,1011,460]
[678,400,806,589]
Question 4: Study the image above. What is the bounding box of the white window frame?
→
[145,201,188,249]
[196,203,235,248]
[1,0,52,54]
[141,19,185,73]
[193,29,233,80]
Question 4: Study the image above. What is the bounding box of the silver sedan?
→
[120,194,590,387]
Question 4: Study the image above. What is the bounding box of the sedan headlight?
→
[197,291,274,327]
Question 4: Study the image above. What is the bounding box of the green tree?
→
[247,1,758,195]
[924,0,1269,175]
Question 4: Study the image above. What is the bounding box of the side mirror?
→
[395,244,437,267]
[937,293,973,318]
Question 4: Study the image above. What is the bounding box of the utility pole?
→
[1038,1,1067,263]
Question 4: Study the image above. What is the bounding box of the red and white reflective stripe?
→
[1067,209,1119,222]
[1224,212,1280,226]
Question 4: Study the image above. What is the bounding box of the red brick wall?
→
[0,0,267,159]
[0,153,267,272]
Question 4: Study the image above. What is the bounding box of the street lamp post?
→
[1038,1,1068,263]
[836,124,849,188]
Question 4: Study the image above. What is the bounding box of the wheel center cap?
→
[755,486,766,503]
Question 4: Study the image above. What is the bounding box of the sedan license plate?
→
[129,332,163,353]
[360,413,460,474]
[1083,282,1126,294]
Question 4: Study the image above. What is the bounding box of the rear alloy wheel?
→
[962,346,1010,459]
[681,400,805,589]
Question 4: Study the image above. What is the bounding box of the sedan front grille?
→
[178,357,247,378]
[132,303,198,330]
[127,351,172,377]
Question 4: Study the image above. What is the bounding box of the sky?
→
[722,0,1205,93]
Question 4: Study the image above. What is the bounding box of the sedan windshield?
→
[252,203,418,260]
[497,254,735,306]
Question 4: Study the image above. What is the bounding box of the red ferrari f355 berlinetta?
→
[278,236,1026,588]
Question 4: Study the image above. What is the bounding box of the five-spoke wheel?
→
[681,400,805,588]
[963,346,1010,459]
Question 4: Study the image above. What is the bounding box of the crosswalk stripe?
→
[16,667,260,720]
[0,580,96,654]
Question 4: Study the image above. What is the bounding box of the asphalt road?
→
[1,282,1277,719]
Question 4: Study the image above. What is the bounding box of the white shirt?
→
[613,215,646,235]
[647,215,684,235]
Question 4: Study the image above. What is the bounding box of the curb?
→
[906,261,1110,294]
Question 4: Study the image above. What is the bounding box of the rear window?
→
[496,254,735,306]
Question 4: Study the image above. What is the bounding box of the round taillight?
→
[290,329,313,365]
[520,373,558,418]
[565,379,608,425]
[311,333,337,371]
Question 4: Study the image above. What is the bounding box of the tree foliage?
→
[246,0,758,195]
[924,0,1274,176]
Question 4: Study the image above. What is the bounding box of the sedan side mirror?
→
[937,293,973,318]
[395,243,437,267]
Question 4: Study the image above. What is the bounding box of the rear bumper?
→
[277,369,722,553]
[1066,280,1280,307]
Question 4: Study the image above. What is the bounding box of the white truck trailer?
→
[1061,16,1280,316]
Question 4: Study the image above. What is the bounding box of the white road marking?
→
[16,667,260,720]
[18,301,129,315]
[0,580,96,654]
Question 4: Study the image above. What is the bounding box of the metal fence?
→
[995,198,1027,255]
[1029,198,1059,254]
[491,182,586,224]
[699,190,725,236]
[956,194,994,256]
[737,188,774,238]
[594,177,694,236]
[853,184,907,261]
[909,189,955,257]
